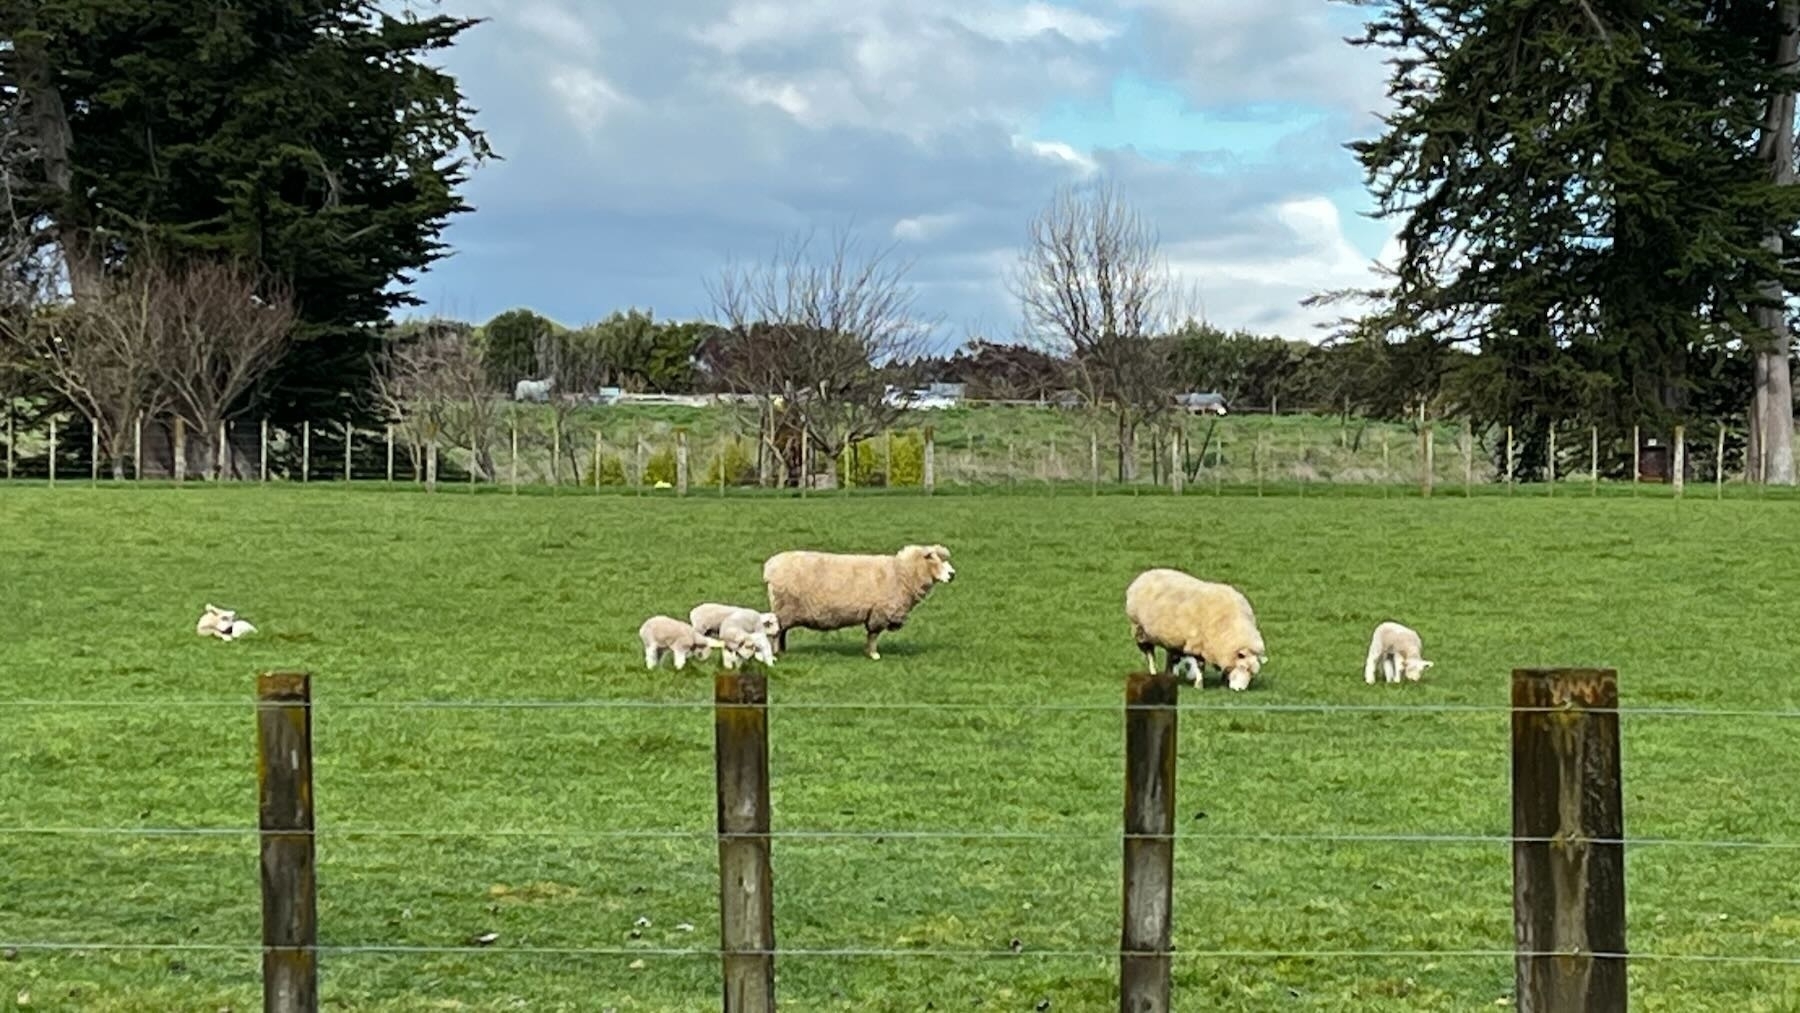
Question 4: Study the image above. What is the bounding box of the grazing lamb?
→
[1125,568,1267,691]
[1364,621,1432,684]
[689,603,780,663]
[638,616,723,670]
[717,627,764,669]
[763,544,956,660]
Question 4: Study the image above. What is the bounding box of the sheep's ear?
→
[1420,660,1434,670]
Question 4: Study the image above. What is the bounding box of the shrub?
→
[705,437,758,486]
[842,430,925,486]
[587,453,627,487]
[644,445,678,486]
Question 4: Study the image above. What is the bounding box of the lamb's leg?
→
[1383,654,1399,683]
[645,645,659,670]
[673,647,688,671]
[1364,636,1382,685]
[864,627,882,660]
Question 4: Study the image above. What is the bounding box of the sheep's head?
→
[903,544,956,583]
[1225,646,1264,691]
[1405,658,1433,682]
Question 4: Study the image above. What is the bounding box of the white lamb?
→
[1125,568,1267,691]
[638,616,723,670]
[688,603,779,666]
[1365,621,1433,684]
[717,627,764,669]
[197,604,256,641]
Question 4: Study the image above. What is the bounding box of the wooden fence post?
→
[134,414,143,482]
[386,426,395,484]
[1505,424,1514,491]
[1091,430,1100,495]
[48,415,57,486]
[1463,422,1473,497]
[1631,425,1640,491]
[551,420,562,489]
[1381,429,1390,484]
[884,429,893,487]
[716,672,775,1013]
[1673,425,1686,498]
[676,428,690,496]
[300,421,310,483]
[90,424,99,483]
[923,426,936,495]
[1716,423,1726,499]
[1420,424,1434,498]
[342,420,352,482]
[261,420,269,483]
[597,432,606,495]
[1169,430,1183,495]
[1121,672,1178,1013]
[4,409,12,480]
[511,423,519,493]
[218,421,228,481]
[1547,425,1557,496]
[258,671,318,1013]
[172,417,185,484]
[1591,426,1599,496]
[1512,667,1625,1013]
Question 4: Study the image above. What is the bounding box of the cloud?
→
[412,0,1398,344]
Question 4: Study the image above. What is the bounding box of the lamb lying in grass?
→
[689,603,778,666]
[196,604,257,642]
[1365,621,1432,684]
[638,616,723,670]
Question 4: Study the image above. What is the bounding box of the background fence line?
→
[3,666,1791,1011]
[1,402,1793,495]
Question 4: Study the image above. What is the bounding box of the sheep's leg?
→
[864,627,883,660]
[776,628,789,654]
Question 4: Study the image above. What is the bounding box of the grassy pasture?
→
[1,486,1798,1011]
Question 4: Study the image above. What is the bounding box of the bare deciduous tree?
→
[1013,181,1183,482]
[706,229,934,487]
[0,272,166,477]
[373,322,499,490]
[533,326,603,482]
[154,259,297,478]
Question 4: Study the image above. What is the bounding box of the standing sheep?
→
[1364,621,1432,684]
[763,544,956,660]
[690,603,780,662]
[1125,568,1266,691]
[638,616,723,670]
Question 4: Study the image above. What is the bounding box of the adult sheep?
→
[1125,568,1266,691]
[762,544,956,660]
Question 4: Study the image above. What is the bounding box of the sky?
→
[409,0,1401,348]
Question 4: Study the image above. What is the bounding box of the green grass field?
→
[2,486,1798,1011]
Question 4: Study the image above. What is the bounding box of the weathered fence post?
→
[1091,430,1100,496]
[1512,667,1625,1013]
[1121,672,1178,1013]
[1169,430,1183,495]
[258,671,318,1013]
[1631,425,1640,491]
[4,409,12,480]
[511,423,519,493]
[884,429,893,487]
[1591,426,1599,496]
[1673,425,1686,498]
[342,420,352,482]
[1463,422,1473,497]
[551,420,562,488]
[597,432,605,495]
[260,420,270,483]
[923,426,936,495]
[1381,429,1390,484]
[1420,424,1434,497]
[134,414,144,481]
[385,426,395,485]
[90,425,99,483]
[676,428,690,496]
[300,421,310,483]
[48,416,58,486]
[1505,424,1514,491]
[218,421,228,481]
[1716,423,1726,499]
[1547,425,1557,496]
[716,672,775,1013]
[173,417,185,483]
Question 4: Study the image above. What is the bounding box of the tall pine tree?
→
[3,0,490,424]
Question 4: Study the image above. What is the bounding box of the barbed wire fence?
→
[5,668,1800,1011]
[2,402,1792,498]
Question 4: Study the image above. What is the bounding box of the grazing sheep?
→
[690,603,780,666]
[639,616,723,670]
[763,544,956,660]
[1365,621,1432,684]
[1125,568,1267,691]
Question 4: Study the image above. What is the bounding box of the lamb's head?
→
[1404,657,1434,682]
[901,544,956,584]
[1225,644,1265,692]
[757,612,781,637]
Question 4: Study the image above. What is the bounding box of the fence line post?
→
[218,421,228,481]
[1512,667,1625,1013]
[1121,672,1178,1013]
[386,426,395,484]
[1420,424,1434,497]
[715,672,775,1013]
[719,432,727,497]
[511,423,519,493]
[596,431,605,495]
[1716,423,1726,499]
[90,424,99,483]
[1591,426,1599,496]
[551,419,562,489]
[258,671,319,1013]
[49,415,58,486]
[260,420,269,483]
[1090,430,1100,495]
[923,426,936,495]
[172,417,185,484]
[342,420,352,482]
[884,429,893,487]
[845,440,856,494]
[1672,425,1685,497]
[1168,430,1183,495]
[1463,422,1473,497]
[676,428,690,496]
[1547,425,1557,496]
[300,421,310,483]
[134,414,143,482]
[1631,425,1640,492]
[4,409,12,480]
[1381,429,1390,485]
[634,431,645,497]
